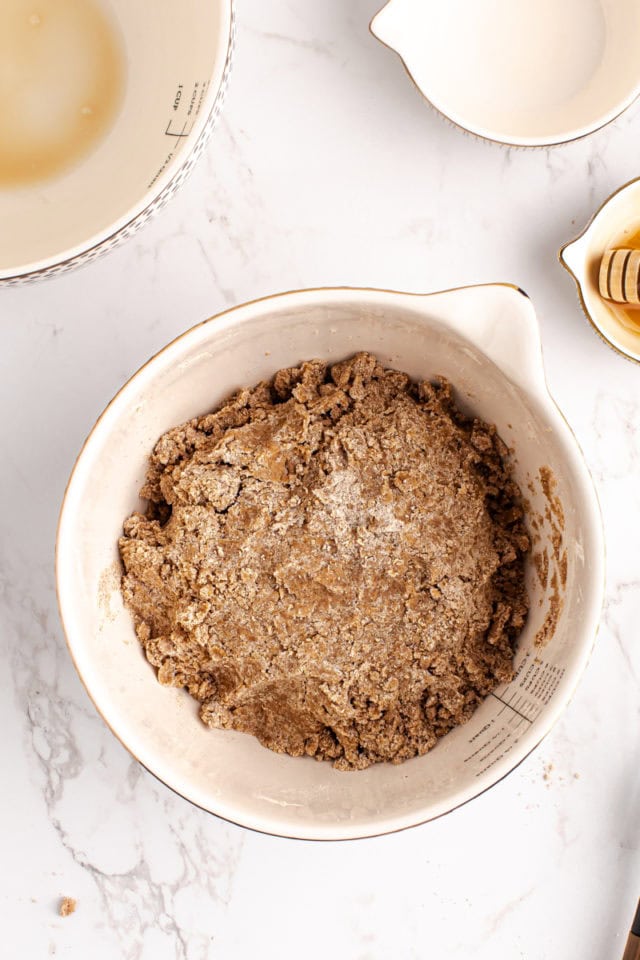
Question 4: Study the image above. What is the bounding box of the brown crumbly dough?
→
[59,897,76,917]
[119,353,530,770]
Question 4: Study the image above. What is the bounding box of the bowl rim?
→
[0,0,235,286]
[55,284,606,839]
[369,2,640,148]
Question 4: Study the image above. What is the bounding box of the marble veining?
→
[1,0,640,957]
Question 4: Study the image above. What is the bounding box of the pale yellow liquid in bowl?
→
[0,0,125,187]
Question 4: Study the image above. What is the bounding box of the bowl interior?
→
[0,0,232,279]
[373,0,640,145]
[57,290,603,839]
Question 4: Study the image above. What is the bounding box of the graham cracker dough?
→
[119,353,530,770]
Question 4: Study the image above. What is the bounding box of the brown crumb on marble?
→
[59,897,76,917]
[119,352,530,771]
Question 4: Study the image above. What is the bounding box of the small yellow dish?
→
[560,177,640,364]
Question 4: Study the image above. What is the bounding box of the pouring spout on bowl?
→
[370,0,404,51]
[398,283,547,392]
[559,235,587,279]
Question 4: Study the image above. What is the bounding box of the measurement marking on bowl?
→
[490,692,534,725]
[147,78,211,189]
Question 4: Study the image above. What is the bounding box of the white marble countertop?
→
[2,1,640,957]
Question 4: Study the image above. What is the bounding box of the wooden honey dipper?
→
[599,248,640,305]
[622,898,640,960]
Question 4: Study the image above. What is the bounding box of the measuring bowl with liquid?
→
[561,177,640,364]
[0,0,233,283]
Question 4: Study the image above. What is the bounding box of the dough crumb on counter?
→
[59,897,76,917]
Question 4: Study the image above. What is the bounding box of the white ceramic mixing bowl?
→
[0,0,234,283]
[56,284,604,839]
[371,0,640,146]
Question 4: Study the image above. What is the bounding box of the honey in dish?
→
[0,0,125,187]
[604,225,640,334]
